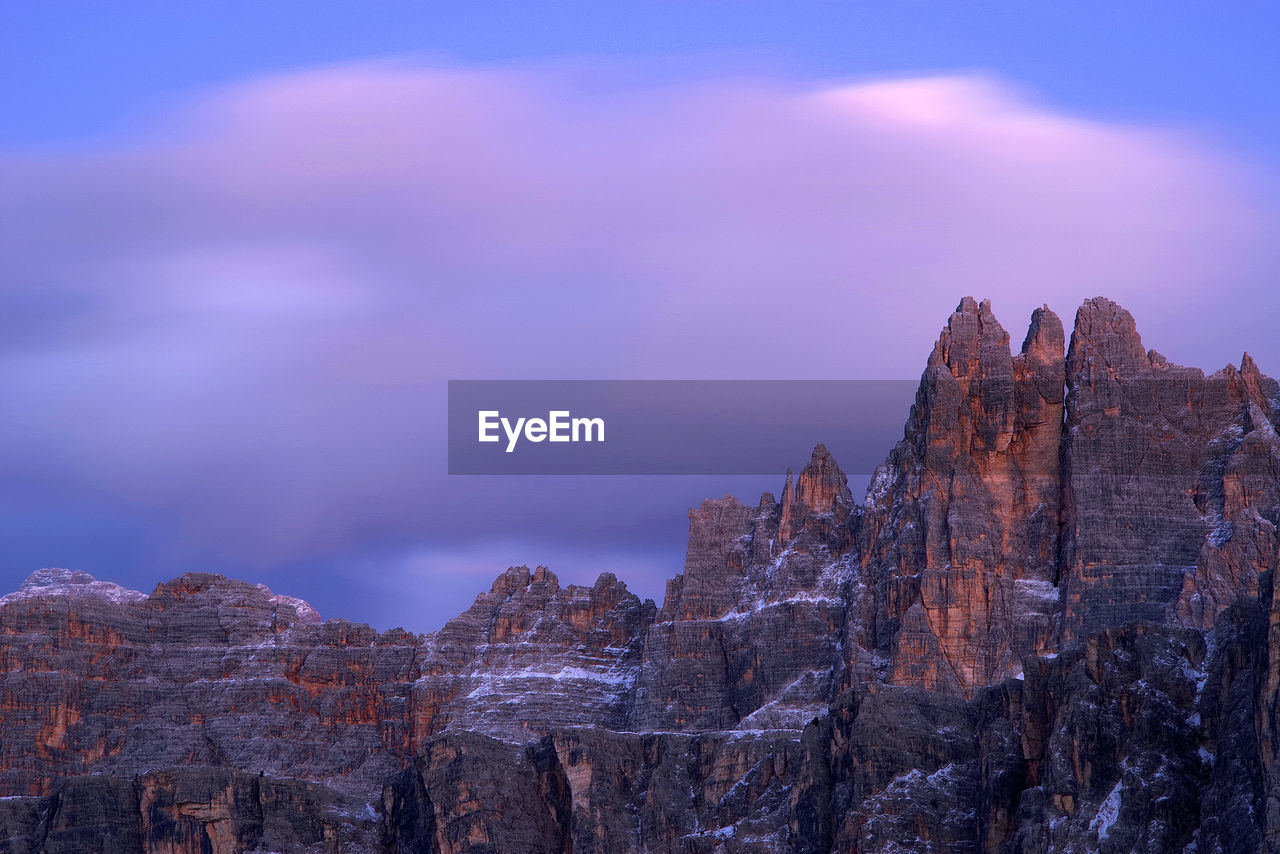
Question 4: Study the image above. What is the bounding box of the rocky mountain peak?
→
[930,296,1013,387]
[1018,304,1065,365]
[793,443,850,516]
[5,295,1280,852]
[255,583,323,625]
[0,568,146,607]
[489,564,557,597]
[147,571,231,602]
[1238,350,1277,417]
[859,298,1066,695]
[778,444,853,544]
[1068,295,1150,378]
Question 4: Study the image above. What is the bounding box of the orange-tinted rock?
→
[858,298,1065,696]
[4,295,1280,851]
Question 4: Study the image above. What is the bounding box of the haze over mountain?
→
[5,33,1280,632]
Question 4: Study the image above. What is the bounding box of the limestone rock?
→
[1061,298,1280,640]
[633,449,855,732]
[0,567,146,607]
[857,298,1065,696]
[414,565,653,743]
[3,295,1280,851]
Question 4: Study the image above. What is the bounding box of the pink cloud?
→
[0,60,1276,617]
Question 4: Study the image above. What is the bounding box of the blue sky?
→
[7,3,1280,152]
[3,3,1280,630]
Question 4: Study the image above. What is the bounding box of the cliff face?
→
[2,297,1279,853]
[1061,299,1280,641]
[856,298,1066,696]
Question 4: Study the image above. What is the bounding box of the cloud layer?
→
[2,61,1276,628]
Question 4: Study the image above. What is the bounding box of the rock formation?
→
[1,296,1279,852]
[856,298,1066,696]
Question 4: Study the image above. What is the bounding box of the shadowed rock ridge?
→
[2,297,1280,852]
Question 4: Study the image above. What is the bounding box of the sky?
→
[3,3,1279,631]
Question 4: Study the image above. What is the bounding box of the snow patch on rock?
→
[1090,778,1123,841]
[255,584,322,624]
[0,568,147,606]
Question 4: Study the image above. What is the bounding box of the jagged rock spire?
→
[778,445,853,543]
[859,298,1065,696]
[795,443,851,516]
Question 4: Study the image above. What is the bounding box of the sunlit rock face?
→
[855,297,1067,697]
[2,296,1280,852]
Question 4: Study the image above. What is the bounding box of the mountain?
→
[1,297,1278,853]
